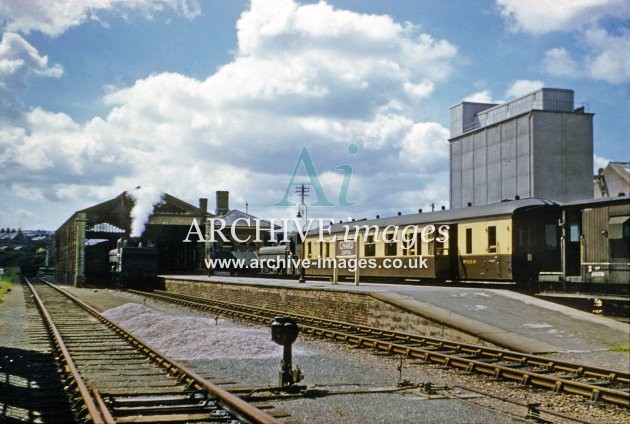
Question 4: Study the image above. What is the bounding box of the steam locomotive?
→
[109,237,159,289]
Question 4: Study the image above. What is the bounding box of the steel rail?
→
[26,279,106,424]
[91,388,116,423]
[132,289,630,408]
[35,280,282,424]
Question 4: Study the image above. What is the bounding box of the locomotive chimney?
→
[216,191,229,216]
[199,198,208,213]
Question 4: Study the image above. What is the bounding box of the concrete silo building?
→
[449,88,594,209]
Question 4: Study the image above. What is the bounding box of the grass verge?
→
[0,267,18,303]
[0,278,13,303]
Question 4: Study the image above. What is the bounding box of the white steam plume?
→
[128,186,164,237]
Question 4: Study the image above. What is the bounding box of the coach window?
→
[427,239,435,255]
[487,226,497,253]
[402,237,416,256]
[608,216,630,260]
[569,225,580,242]
[385,239,398,256]
[465,228,472,254]
[364,235,375,257]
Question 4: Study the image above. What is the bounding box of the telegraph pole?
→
[296,184,309,283]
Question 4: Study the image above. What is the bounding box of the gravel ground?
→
[545,351,629,373]
[0,283,29,348]
[3,284,629,423]
[97,298,518,423]
[73,286,629,424]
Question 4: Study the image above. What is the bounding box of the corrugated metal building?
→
[449,88,593,208]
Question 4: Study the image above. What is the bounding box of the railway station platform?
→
[161,275,629,355]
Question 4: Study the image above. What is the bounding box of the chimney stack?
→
[199,198,208,213]
[216,191,229,216]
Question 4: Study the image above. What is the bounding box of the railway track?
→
[25,279,282,424]
[129,289,630,409]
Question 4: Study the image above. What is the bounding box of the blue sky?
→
[1,0,628,231]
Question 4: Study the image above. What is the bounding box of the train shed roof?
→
[57,190,211,234]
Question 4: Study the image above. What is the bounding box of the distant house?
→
[0,229,53,251]
[0,229,29,249]
[212,208,277,253]
[0,229,54,272]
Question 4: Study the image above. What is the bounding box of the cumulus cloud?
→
[505,79,544,99]
[594,154,611,173]
[399,123,449,167]
[463,90,496,104]
[497,1,630,84]
[0,0,201,37]
[543,47,581,78]
[497,0,630,34]
[11,183,45,201]
[543,29,630,84]
[0,32,62,120]
[583,27,630,83]
[0,0,458,228]
[461,80,545,106]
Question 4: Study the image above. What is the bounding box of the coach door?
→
[435,224,457,280]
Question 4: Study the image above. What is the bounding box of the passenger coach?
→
[303,198,562,285]
[540,196,630,290]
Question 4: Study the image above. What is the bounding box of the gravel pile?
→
[103,302,313,360]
